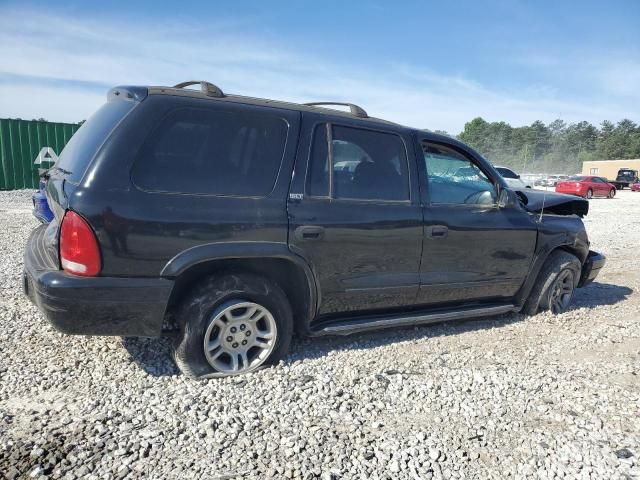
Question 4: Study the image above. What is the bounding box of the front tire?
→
[608,188,616,198]
[522,251,581,315]
[586,189,593,199]
[173,273,293,379]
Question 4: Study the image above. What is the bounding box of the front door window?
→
[422,143,497,205]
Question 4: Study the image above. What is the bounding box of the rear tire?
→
[586,189,593,199]
[173,273,293,379]
[522,251,581,316]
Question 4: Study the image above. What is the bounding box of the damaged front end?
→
[515,188,605,287]
[517,189,589,217]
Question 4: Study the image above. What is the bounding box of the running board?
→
[310,304,517,336]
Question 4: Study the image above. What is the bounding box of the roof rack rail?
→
[174,80,224,98]
[304,102,368,118]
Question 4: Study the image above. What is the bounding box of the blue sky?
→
[1,0,639,133]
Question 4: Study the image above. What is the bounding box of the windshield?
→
[569,176,587,181]
[56,99,136,183]
[618,170,636,177]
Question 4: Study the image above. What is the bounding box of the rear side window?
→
[56,100,135,183]
[132,108,288,196]
[307,124,410,201]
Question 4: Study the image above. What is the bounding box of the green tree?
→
[456,117,639,174]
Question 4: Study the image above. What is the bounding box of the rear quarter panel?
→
[67,95,301,277]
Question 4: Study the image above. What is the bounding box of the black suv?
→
[24,81,605,378]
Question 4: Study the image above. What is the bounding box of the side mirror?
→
[516,174,521,179]
[498,188,517,208]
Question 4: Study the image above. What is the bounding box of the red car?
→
[555,176,616,199]
[631,182,640,192]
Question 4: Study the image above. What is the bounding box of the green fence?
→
[0,118,80,190]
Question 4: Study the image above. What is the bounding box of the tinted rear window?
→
[132,108,288,196]
[56,100,135,183]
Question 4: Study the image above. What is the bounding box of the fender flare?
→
[161,241,318,327]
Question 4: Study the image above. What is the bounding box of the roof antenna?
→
[538,188,547,223]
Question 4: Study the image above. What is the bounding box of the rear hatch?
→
[41,88,145,268]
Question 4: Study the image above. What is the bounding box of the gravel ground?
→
[1,189,638,480]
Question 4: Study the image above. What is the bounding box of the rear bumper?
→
[578,250,606,288]
[23,227,173,337]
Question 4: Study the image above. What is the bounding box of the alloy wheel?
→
[203,300,277,376]
[549,269,575,314]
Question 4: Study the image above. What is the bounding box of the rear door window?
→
[307,124,330,197]
[132,108,288,196]
[56,99,136,183]
[306,124,410,201]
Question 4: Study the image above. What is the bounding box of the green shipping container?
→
[0,118,80,190]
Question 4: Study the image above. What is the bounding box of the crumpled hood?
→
[517,189,589,217]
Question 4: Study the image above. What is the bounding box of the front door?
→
[288,120,423,317]
[416,139,537,306]
[593,177,609,195]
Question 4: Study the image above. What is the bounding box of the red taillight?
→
[59,211,101,276]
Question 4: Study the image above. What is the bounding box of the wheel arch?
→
[161,242,318,334]
[515,238,586,308]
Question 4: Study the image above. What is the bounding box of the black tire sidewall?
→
[538,264,579,313]
[173,273,293,378]
[522,251,581,315]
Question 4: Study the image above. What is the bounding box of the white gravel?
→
[1,189,639,479]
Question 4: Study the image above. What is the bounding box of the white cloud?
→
[1,7,638,132]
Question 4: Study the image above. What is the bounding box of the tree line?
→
[448,118,640,174]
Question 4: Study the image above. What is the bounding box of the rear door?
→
[416,138,537,306]
[287,117,423,317]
